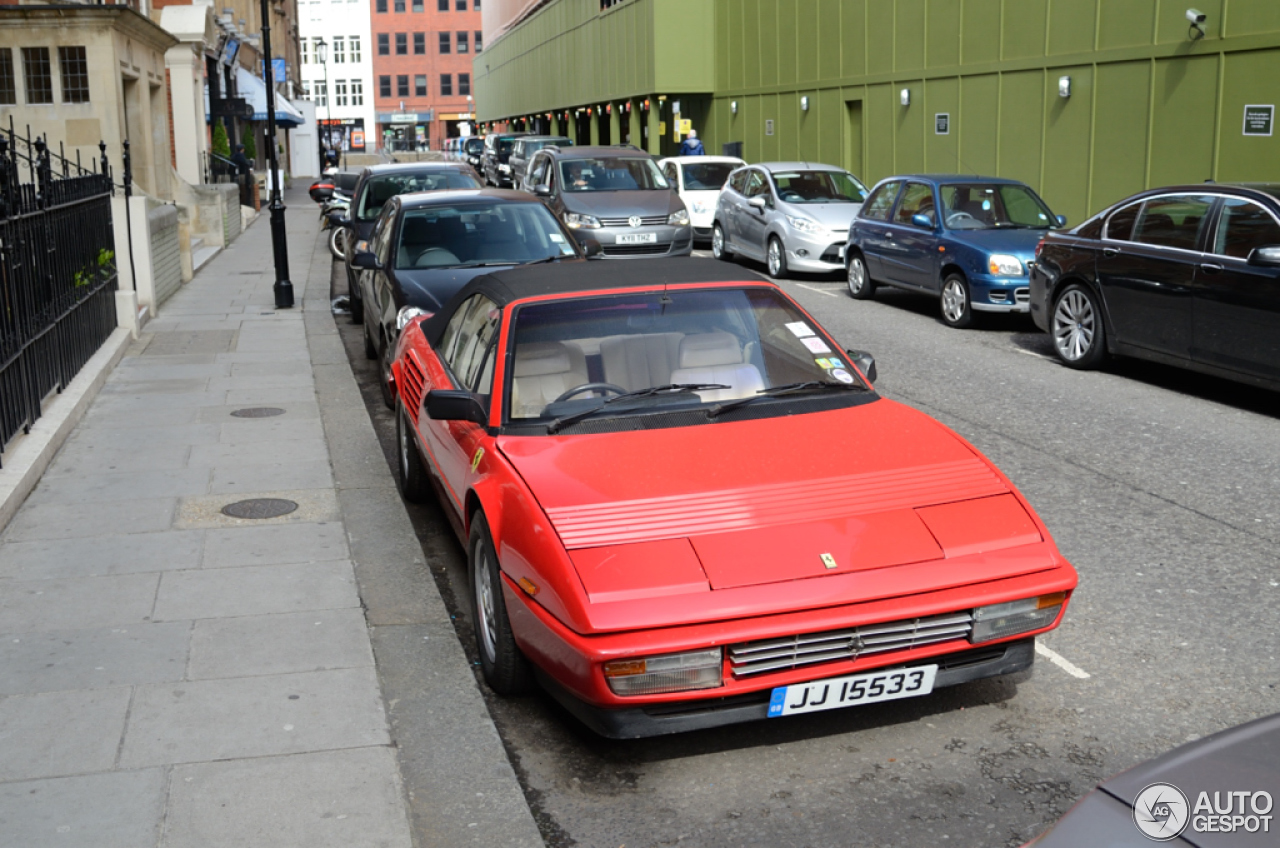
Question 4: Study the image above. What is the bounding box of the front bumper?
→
[785,231,848,272]
[540,639,1035,738]
[581,225,694,258]
[969,275,1031,313]
[1029,268,1052,331]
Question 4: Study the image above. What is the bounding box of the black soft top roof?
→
[420,258,764,345]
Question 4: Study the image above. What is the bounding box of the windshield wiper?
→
[706,380,864,419]
[546,383,730,434]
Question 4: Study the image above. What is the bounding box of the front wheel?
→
[847,253,875,300]
[711,223,732,261]
[940,273,976,329]
[396,402,431,503]
[1051,284,1108,369]
[470,513,534,695]
[766,236,788,279]
[328,226,348,261]
[379,334,396,410]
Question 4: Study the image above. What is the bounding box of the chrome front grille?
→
[599,214,668,227]
[727,611,974,677]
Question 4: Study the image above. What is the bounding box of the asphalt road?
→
[332,252,1280,848]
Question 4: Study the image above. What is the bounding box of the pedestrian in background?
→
[231,144,252,176]
[680,129,706,156]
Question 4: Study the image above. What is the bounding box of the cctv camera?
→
[1186,8,1205,24]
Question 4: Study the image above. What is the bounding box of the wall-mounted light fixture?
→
[900,88,911,107]
[731,100,738,114]
[801,96,810,111]
[1058,75,1072,98]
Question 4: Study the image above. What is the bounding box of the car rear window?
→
[357,171,481,220]
[682,162,736,190]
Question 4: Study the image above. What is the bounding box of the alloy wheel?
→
[1053,289,1096,361]
[847,257,866,296]
[474,547,498,664]
[711,226,724,258]
[941,278,968,324]
[767,240,782,277]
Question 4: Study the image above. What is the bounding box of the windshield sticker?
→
[558,243,576,255]
[801,337,832,354]
[831,368,855,384]
[982,200,992,210]
[815,358,832,369]
[827,358,844,369]
[548,233,565,242]
[786,321,815,338]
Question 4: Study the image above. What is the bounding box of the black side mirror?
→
[353,250,381,270]
[425,390,488,424]
[845,349,877,385]
[534,184,552,198]
[583,241,603,258]
[1247,246,1280,267]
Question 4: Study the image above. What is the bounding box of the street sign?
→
[935,113,950,135]
[1243,105,1274,136]
[391,113,418,124]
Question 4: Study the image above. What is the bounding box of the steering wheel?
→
[553,382,627,403]
[946,211,976,226]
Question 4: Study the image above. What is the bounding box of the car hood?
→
[498,399,1053,622]
[781,202,864,231]
[562,190,680,219]
[943,227,1049,259]
[394,266,500,312]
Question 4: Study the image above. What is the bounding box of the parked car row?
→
[443,136,485,173]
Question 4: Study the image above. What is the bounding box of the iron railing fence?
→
[0,119,118,467]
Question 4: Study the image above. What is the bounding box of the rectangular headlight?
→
[604,648,723,696]
[971,593,1066,643]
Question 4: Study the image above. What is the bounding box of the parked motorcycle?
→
[308,166,341,204]
[321,191,351,260]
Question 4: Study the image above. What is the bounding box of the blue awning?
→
[235,66,304,127]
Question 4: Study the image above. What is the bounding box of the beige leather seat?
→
[510,342,589,418]
[599,332,685,392]
[668,332,765,402]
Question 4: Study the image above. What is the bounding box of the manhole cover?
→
[230,407,286,418]
[221,498,298,519]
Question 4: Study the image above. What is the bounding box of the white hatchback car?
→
[658,155,746,243]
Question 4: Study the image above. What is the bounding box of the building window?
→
[0,50,12,107]
[376,0,386,11]
[456,32,468,53]
[301,79,312,99]
[438,32,450,53]
[412,0,423,10]
[397,75,408,97]
[313,80,328,107]
[395,33,407,54]
[333,36,345,63]
[458,73,470,96]
[474,30,482,52]
[313,36,323,61]
[410,32,422,54]
[439,73,452,96]
[349,36,361,62]
[437,0,447,10]
[377,33,389,55]
[351,79,363,105]
[21,48,52,105]
[414,74,427,96]
[473,0,480,7]
[394,0,405,11]
[301,38,310,64]
[456,0,466,9]
[58,47,89,103]
[379,75,391,98]
[334,79,348,106]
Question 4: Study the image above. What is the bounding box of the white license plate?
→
[767,665,937,718]
[616,233,658,244]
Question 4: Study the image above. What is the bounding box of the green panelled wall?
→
[479,0,1280,224]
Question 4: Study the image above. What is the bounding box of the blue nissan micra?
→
[845,175,1065,328]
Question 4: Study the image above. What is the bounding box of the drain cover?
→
[230,407,286,418]
[221,498,298,519]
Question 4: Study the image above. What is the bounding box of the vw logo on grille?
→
[628,216,643,228]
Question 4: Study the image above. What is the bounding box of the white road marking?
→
[1036,642,1091,679]
[794,282,839,297]
[1014,348,1053,360]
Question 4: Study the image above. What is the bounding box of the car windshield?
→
[357,172,481,221]
[464,138,484,154]
[770,170,869,204]
[559,156,671,192]
[681,162,736,190]
[940,183,1057,229]
[498,139,517,154]
[395,201,577,270]
[505,288,868,425]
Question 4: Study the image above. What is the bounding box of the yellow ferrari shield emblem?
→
[820,553,837,569]
[470,447,485,473]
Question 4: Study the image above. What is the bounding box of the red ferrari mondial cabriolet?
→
[389,260,1077,738]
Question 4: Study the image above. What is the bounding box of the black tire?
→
[328,226,348,261]
[1051,284,1108,369]
[766,236,788,279]
[711,222,732,261]
[379,334,395,410]
[395,402,431,503]
[469,512,534,695]
[846,252,875,300]
[939,272,976,329]
[362,316,377,360]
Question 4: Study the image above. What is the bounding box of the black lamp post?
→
[316,37,332,169]
[260,0,293,308]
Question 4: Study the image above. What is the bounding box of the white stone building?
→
[298,0,378,160]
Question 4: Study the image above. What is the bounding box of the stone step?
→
[192,243,220,273]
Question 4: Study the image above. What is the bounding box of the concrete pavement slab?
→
[85,390,228,411]
[0,621,189,695]
[0,573,160,632]
[209,461,333,495]
[218,417,326,443]
[24,468,211,506]
[1,496,176,541]
[99,378,210,395]
[0,769,166,848]
[173,488,339,529]
[224,386,320,405]
[109,363,232,381]
[44,442,191,475]
[162,748,410,848]
[188,609,373,679]
[195,401,320,422]
[0,530,204,580]
[119,667,389,768]
[201,521,348,568]
[152,560,358,620]
[187,437,329,468]
[80,404,202,428]
[64,423,221,448]
[0,687,131,781]
[229,360,314,377]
